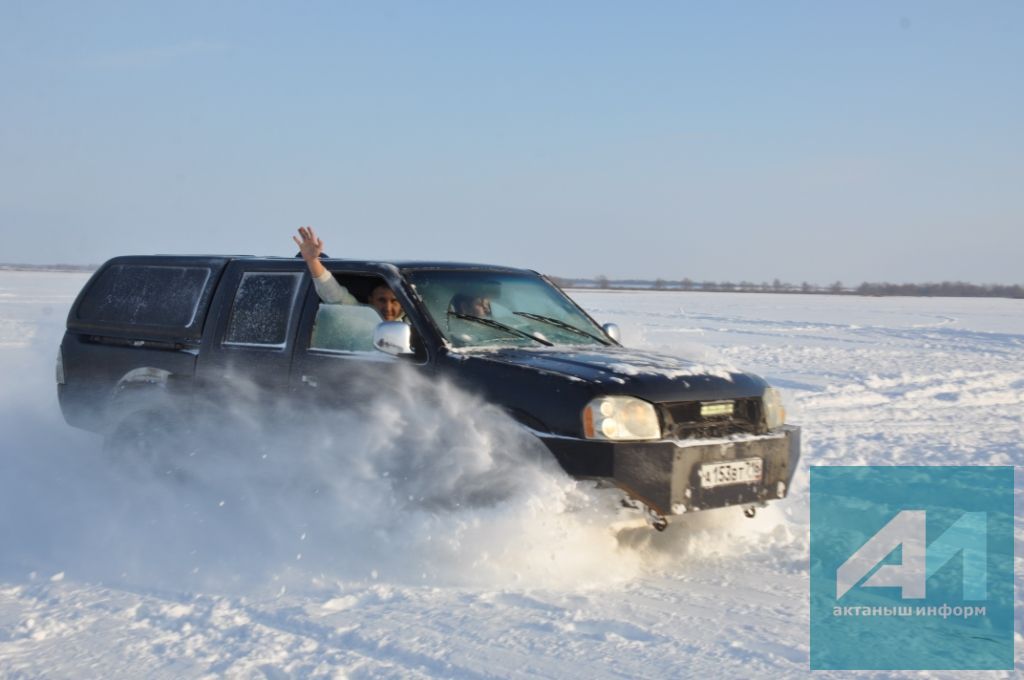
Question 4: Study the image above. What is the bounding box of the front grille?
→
[662,397,763,439]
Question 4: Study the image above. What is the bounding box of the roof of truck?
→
[139,255,537,274]
[369,260,534,273]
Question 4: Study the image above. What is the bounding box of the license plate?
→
[698,458,763,488]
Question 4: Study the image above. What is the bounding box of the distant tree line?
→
[855,281,1024,299]
[551,276,1023,300]
[0,263,98,272]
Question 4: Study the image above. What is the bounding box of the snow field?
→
[0,273,1020,677]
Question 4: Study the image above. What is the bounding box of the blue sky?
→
[1,1,1021,284]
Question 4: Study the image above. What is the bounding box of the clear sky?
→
[1,1,1021,284]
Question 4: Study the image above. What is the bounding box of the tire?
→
[103,409,185,478]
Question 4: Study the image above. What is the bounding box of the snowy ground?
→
[0,271,1020,678]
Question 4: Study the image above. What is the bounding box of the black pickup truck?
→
[57,255,800,528]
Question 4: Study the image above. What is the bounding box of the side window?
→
[309,304,382,353]
[77,264,212,328]
[223,272,302,347]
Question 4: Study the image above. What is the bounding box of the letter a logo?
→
[836,510,988,600]
[836,510,927,599]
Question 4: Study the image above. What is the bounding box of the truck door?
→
[196,259,307,416]
[288,268,428,417]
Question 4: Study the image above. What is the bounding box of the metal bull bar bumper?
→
[612,425,801,516]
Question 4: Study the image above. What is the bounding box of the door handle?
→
[301,374,319,388]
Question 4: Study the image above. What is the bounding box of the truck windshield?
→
[406,270,610,349]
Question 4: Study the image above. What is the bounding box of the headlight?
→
[582,396,661,441]
[763,387,786,430]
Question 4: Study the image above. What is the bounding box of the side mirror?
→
[602,322,621,342]
[373,321,414,356]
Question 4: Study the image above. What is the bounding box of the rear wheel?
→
[104,409,186,478]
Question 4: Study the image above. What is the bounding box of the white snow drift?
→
[0,271,1020,678]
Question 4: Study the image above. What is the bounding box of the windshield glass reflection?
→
[406,270,609,349]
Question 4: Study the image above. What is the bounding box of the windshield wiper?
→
[512,312,611,345]
[447,312,554,347]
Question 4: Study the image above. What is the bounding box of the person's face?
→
[471,297,491,317]
[462,296,491,317]
[369,286,402,321]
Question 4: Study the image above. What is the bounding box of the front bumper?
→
[540,425,801,516]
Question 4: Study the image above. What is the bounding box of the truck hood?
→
[456,345,769,402]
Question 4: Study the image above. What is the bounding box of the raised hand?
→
[293,226,328,278]
[292,226,324,262]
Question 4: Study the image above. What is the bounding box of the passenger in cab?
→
[449,292,492,318]
[293,226,406,322]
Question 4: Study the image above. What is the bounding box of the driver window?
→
[310,304,382,352]
[309,273,400,353]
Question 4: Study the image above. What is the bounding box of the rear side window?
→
[77,264,211,328]
[223,272,302,347]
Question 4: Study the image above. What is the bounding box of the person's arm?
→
[293,226,358,304]
[313,269,358,305]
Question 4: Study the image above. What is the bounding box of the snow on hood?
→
[456,344,742,385]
